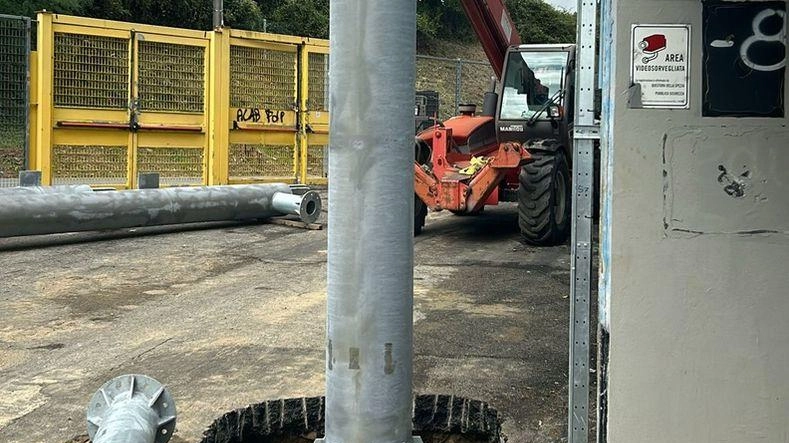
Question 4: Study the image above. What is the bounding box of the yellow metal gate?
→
[132,31,209,188]
[225,30,301,184]
[300,41,329,185]
[37,14,210,188]
[32,13,330,187]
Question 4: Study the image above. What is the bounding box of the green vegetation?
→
[0,0,575,43]
[416,0,576,43]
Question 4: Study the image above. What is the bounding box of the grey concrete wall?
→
[602,1,789,442]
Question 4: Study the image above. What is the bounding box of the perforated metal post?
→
[569,0,599,442]
[322,0,419,442]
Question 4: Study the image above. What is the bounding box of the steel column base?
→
[87,374,176,443]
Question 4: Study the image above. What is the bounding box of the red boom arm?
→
[459,0,522,80]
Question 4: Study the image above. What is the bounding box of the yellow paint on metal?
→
[33,13,332,187]
[208,28,230,185]
[227,31,299,183]
[229,29,303,45]
[300,43,330,184]
[28,51,38,170]
[35,13,54,184]
[52,14,209,39]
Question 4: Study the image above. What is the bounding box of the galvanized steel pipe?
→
[0,184,93,195]
[0,184,321,237]
[212,0,223,28]
[323,0,417,442]
[272,190,322,224]
[87,374,176,443]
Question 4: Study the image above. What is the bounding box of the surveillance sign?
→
[631,24,691,109]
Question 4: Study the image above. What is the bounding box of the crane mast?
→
[458,0,522,80]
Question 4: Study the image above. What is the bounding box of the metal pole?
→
[568,0,599,441]
[455,58,463,113]
[0,184,321,237]
[87,374,176,443]
[212,0,223,28]
[322,0,417,442]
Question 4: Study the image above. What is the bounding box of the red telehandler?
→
[414,0,578,246]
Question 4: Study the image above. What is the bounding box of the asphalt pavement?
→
[0,194,587,442]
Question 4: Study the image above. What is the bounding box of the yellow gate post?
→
[299,38,330,185]
[209,27,230,185]
[34,12,53,184]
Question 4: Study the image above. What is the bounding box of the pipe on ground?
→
[87,374,176,443]
[0,184,321,238]
[323,0,417,442]
[0,184,94,195]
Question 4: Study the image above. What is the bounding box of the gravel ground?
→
[0,194,595,442]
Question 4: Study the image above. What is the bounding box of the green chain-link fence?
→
[415,55,494,122]
[0,15,30,187]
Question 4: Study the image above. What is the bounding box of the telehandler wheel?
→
[518,150,571,246]
[414,195,428,236]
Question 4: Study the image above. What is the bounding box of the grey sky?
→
[546,0,577,12]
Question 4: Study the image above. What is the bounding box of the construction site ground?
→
[0,191,596,443]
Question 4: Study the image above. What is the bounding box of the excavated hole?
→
[199,394,503,443]
[66,395,502,443]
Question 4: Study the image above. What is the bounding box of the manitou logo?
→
[639,34,667,63]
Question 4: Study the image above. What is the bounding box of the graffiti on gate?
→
[235,108,287,124]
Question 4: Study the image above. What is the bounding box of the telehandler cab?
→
[414,0,580,246]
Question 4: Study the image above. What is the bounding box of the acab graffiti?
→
[235,108,287,124]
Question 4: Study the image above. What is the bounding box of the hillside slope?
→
[416,40,492,121]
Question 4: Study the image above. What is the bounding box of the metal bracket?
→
[19,170,42,187]
[137,172,160,189]
[573,125,601,140]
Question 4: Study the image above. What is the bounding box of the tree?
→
[415,0,576,44]
[268,0,328,38]
[223,0,265,31]
[85,0,130,21]
[506,0,576,44]
[417,0,473,40]
[0,0,91,17]
[124,0,212,29]
[0,0,575,43]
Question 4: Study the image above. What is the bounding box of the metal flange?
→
[272,190,322,224]
[86,374,177,443]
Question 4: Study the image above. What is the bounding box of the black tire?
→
[414,195,427,236]
[518,150,571,246]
